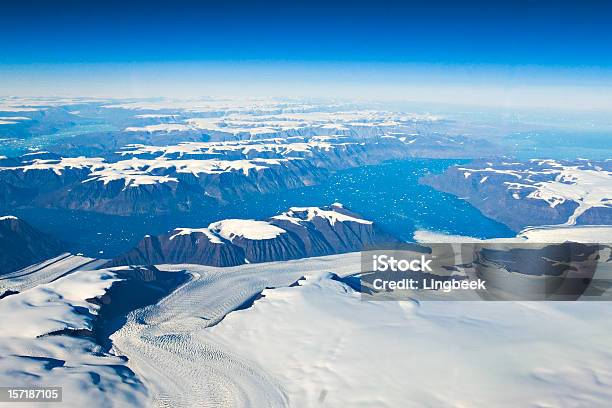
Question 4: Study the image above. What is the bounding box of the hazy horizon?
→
[2,1,612,111]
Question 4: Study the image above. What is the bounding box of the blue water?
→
[0,123,118,157]
[237,159,515,241]
[502,130,612,160]
[11,159,515,257]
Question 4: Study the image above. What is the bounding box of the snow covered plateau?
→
[1,247,612,407]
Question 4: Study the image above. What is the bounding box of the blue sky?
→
[2,0,611,66]
[1,0,611,109]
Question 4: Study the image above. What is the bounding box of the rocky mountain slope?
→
[0,134,473,215]
[422,159,612,230]
[108,204,397,267]
[0,216,64,275]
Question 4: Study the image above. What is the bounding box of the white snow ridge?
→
[169,227,224,244]
[209,219,286,240]
[276,205,373,226]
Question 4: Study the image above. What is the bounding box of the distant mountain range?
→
[0,134,483,216]
[108,204,397,267]
[1,99,498,218]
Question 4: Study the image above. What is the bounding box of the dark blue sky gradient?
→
[1,0,611,67]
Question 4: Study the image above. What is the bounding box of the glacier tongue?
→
[107,253,612,407]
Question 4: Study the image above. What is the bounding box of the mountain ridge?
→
[107,204,397,267]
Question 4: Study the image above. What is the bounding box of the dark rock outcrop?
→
[0,216,64,275]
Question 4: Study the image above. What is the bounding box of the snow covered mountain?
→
[120,109,446,144]
[0,133,472,215]
[0,151,322,215]
[422,159,612,230]
[2,97,491,158]
[0,215,64,275]
[108,204,396,267]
